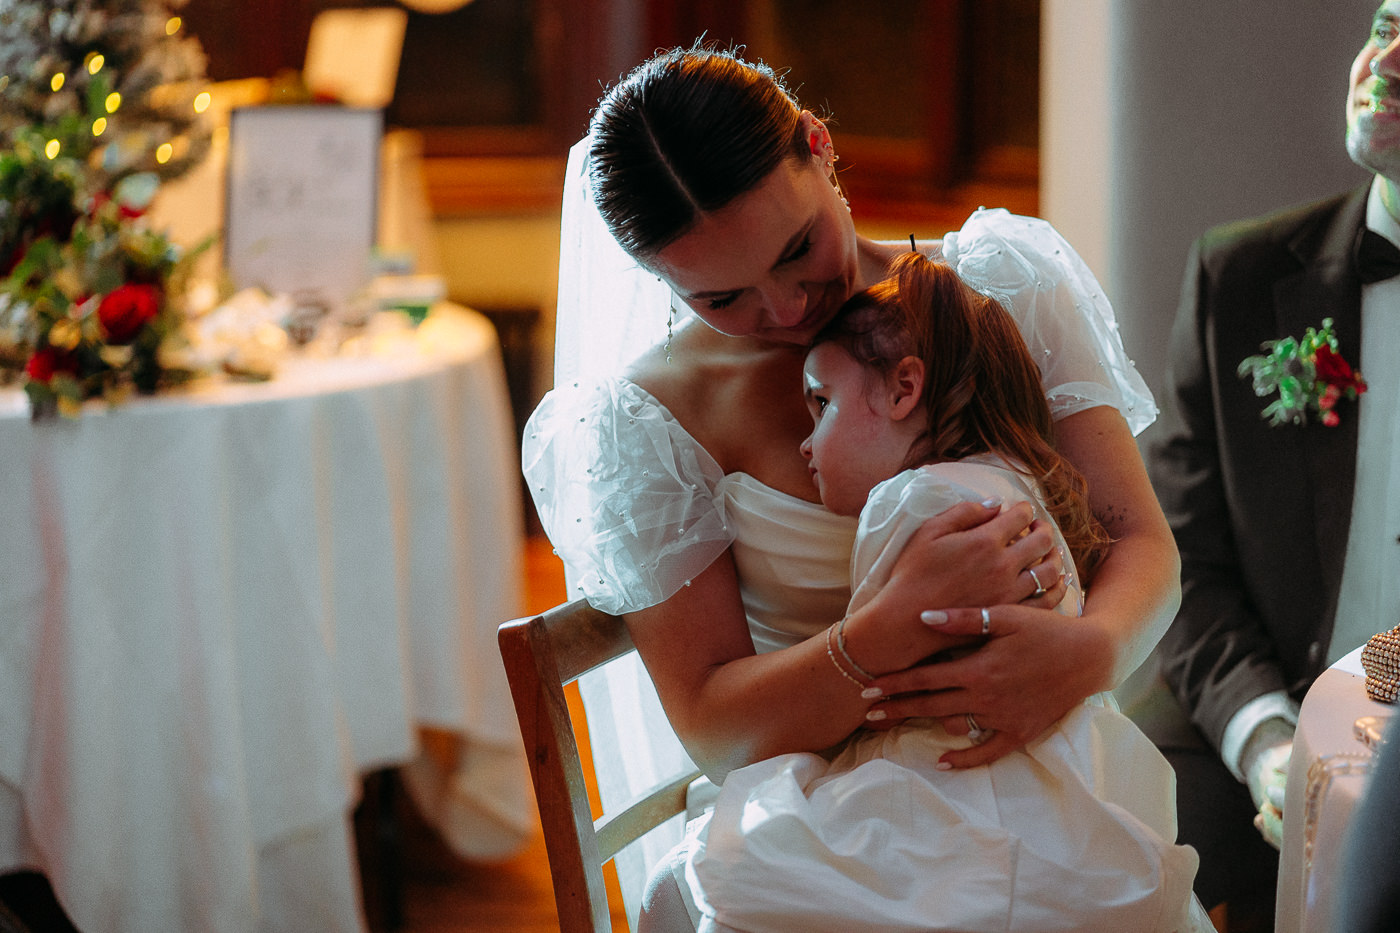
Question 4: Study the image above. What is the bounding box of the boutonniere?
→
[1237,318,1367,427]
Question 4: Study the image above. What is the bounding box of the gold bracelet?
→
[825,622,869,689]
[834,616,874,682]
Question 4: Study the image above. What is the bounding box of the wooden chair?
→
[498,599,703,932]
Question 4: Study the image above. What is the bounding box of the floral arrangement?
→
[1237,317,1368,427]
[1,170,209,417]
[0,0,212,418]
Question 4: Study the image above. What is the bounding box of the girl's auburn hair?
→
[813,252,1112,582]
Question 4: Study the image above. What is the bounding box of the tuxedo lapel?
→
[1275,186,1367,629]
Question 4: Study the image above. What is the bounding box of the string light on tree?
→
[0,0,215,418]
[0,0,211,191]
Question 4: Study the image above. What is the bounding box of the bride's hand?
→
[841,501,1065,673]
[884,501,1064,610]
[862,603,1116,768]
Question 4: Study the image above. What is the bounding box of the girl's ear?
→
[888,356,924,421]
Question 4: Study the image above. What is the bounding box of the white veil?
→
[554,135,689,388]
[552,135,703,928]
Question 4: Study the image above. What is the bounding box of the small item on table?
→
[1360,625,1400,704]
[371,273,445,325]
[1353,715,1392,752]
[284,291,331,345]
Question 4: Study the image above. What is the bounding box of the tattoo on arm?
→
[1096,503,1128,537]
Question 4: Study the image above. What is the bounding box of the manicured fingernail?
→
[861,687,882,699]
[866,709,887,721]
[981,496,1002,508]
[921,610,948,625]
[936,761,953,771]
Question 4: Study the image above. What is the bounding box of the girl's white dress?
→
[523,209,1211,932]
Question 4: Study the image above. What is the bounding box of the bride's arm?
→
[627,498,1054,781]
[1057,406,1181,683]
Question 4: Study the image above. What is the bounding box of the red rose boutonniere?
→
[1237,318,1368,427]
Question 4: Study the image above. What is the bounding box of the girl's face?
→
[650,147,860,346]
[799,343,912,517]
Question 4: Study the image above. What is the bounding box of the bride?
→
[524,43,1207,932]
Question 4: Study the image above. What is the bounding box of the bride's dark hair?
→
[588,42,810,259]
[814,253,1112,582]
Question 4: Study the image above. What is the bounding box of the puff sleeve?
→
[521,378,734,614]
[942,208,1157,435]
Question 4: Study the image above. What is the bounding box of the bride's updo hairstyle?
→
[817,253,1112,581]
[588,43,810,260]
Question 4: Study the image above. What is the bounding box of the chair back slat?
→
[594,771,699,862]
[500,598,700,932]
[540,601,636,683]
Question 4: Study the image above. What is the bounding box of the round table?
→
[0,306,530,933]
[1277,646,1395,933]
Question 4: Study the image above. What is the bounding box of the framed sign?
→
[225,106,382,312]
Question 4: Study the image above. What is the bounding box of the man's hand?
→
[1245,733,1293,851]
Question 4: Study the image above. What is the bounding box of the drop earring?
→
[665,304,674,364]
[826,149,850,211]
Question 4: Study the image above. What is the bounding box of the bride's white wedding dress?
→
[524,205,1212,931]
[684,456,1204,932]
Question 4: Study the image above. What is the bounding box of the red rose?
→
[1314,345,1366,393]
[24,347,80,384]
[98,283,162,344]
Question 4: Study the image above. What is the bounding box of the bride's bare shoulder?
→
[627,321,803,457]
[629,322,749,420]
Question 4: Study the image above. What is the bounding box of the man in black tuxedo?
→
[1148,2,1400,925]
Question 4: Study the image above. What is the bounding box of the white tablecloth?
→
[0,307,529,933]
[1277,647,1394,933]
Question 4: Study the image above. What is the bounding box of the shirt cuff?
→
[1221,691,1300,782]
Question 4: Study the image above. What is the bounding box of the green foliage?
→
[1236,318,1363,427]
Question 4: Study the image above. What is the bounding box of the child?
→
[683,253,1210,933]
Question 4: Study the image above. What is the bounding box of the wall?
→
[435,211,560,401]
[1043,0,1376,448]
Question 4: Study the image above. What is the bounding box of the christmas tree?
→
[0,0,213,418]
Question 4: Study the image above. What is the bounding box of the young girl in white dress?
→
[679,252,1208,932]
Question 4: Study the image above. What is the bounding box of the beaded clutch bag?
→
[1361,625,1400,704]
